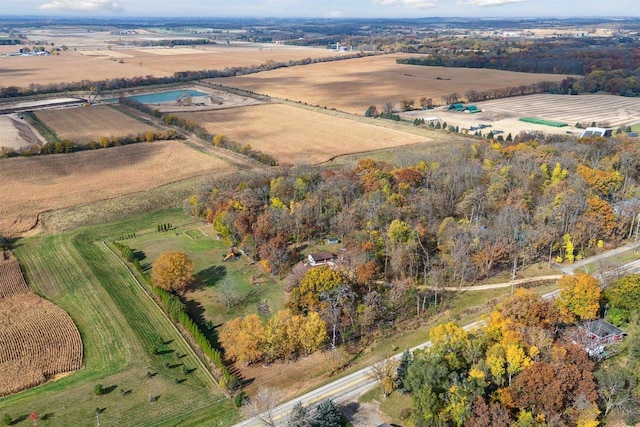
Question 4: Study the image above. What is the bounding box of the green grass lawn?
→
[117,211,287,326]
[0,210,238,426]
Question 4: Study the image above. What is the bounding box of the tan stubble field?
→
[217,54,572,115]
[0,43,348,88]
[179,103,427,165]
[0,141,229,236]
[34,105,159,144]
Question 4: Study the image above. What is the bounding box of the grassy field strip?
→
[1,222,236,426]
[19,234,131,374]
[101,240,222,392]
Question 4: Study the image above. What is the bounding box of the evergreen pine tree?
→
[314,399,341,427]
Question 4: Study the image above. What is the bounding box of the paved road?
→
[234,242,640,426]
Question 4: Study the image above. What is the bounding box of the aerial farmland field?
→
[0,140,229,236]
[0,212,238,426]
[34,105,158,144]
[177,103,426,165]
[1,34,345,88]
[216,54,571,115]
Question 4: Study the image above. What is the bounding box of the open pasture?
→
[216,54,570,115]
[404,93,640,137]
[116,212,285,327]
[178,103,426,165]
[34,105,158,144]
[0,140,229,237]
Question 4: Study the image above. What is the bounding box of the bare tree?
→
[241,387,284,427]
[369,356,400,398]
[218,281,239,308]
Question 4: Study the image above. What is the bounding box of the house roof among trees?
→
[580,319,626,339]
[308,251,334,263]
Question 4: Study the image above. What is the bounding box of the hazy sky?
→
[2,0,639,18]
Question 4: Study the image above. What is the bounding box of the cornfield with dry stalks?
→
[0,254,83,396]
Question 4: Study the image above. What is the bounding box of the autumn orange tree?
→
[555,273,602,323]
[151,250,195,293]
[219,314,265,366]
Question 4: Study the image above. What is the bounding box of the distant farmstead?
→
[580,127,613,138]
[307,251,335,266]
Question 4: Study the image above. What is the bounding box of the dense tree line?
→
[189,132,640,354]
[1,129,180,159]
[395,274,640,426]
[396,37,640,97]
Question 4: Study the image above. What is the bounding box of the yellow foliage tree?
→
[429,322,470,371]
[505,344,532,386]
[555,274,602,323]
[298,311,327,355]
[151,250,195,293]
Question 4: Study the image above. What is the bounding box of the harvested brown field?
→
[0,255,83,397]
[0,256,29,299]
[0,293,83,397]
[216,54,572,115]
[0,140,229,236]
[0,52,173,88]
[179,103,426,165]
[1,43,347,88]
[35,105,158,144]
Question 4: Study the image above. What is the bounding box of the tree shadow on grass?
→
[133,250,146,262]
[11,414,29,425]
[193,265,226,290]
[102,384,118,395]
[183,298,221,348]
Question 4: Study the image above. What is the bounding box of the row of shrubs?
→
[157,223,173,232]
[1,129,180,159]
[111,240,238,394]
[151,286,238,392]
[113,241,136,263]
